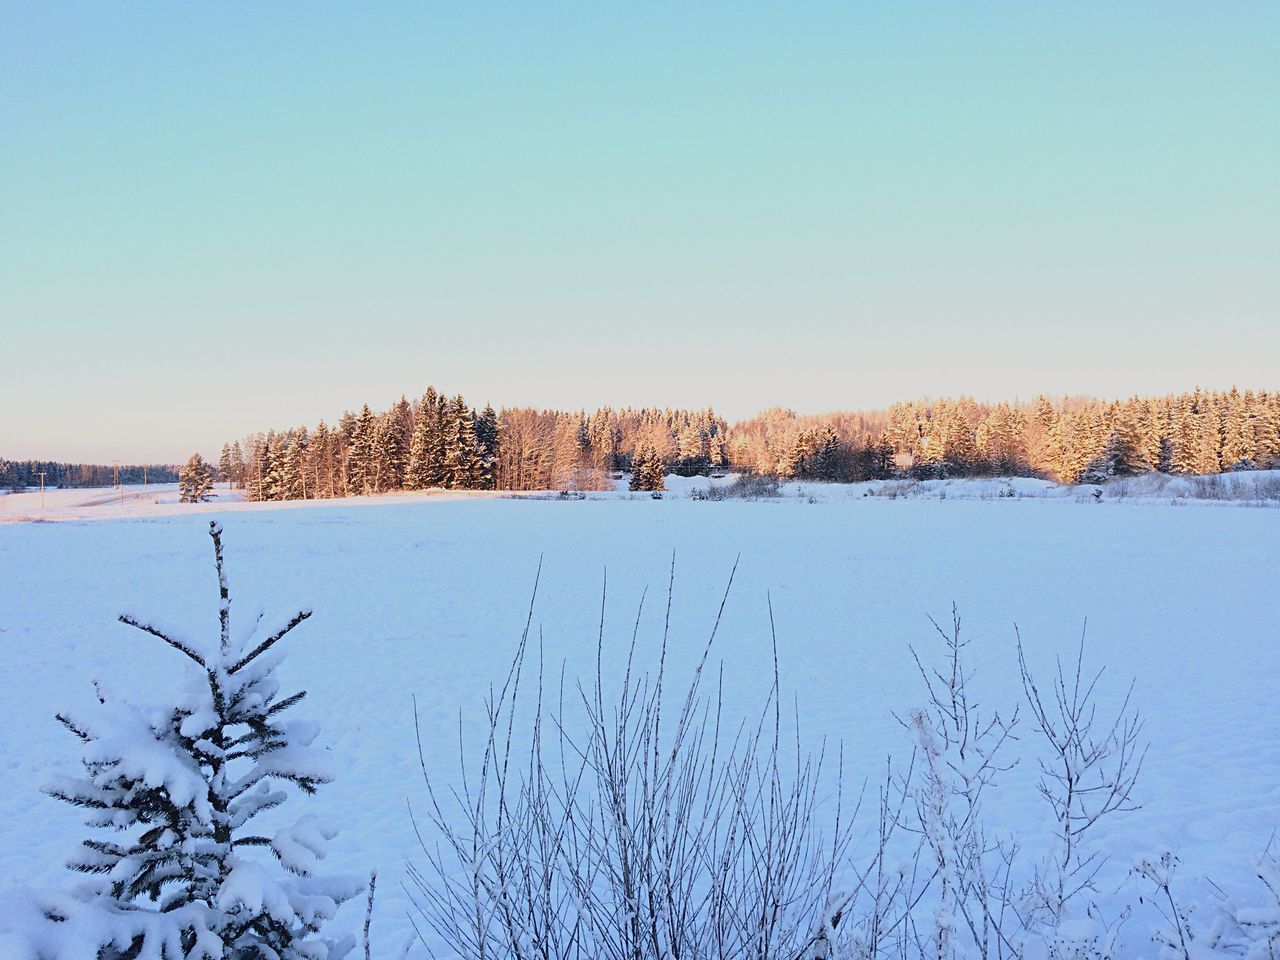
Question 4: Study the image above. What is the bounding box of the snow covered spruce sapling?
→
[43,520,361,959]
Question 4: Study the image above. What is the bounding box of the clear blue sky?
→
[3,3,1277,462]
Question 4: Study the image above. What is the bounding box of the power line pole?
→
[38,471,47,509]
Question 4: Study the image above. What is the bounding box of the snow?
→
[1,488,1278,957]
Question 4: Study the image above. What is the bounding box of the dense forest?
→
[1,460,177,491]
[218,386,1280,501]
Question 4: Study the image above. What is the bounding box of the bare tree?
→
[1017,625,1145,957]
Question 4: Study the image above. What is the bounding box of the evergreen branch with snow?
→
[26,522,362,960]
[117,614,208,668]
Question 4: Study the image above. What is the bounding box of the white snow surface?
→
[1,487,1278,957]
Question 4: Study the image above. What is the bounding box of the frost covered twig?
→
[1017,623,1146,955]
[407,557,858,960]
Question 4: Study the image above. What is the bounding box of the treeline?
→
[220,386,1279,499]
[1,460,177,491]
[219,387,730,500]
[741,387,1280,484]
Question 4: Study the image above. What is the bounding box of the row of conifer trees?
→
[218,386,1280,498]
[735,387,1280,483]
[220,390,731,500]
[1,460,177,491]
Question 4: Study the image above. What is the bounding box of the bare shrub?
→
[1017,628,1146,958]
[702,474,783,500]
[1136,842,1280,960]
[404,578,1160,960]
[901,607,1021,960]
[864,480,920,500]
[406,562,858,960]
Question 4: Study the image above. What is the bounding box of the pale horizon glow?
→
[3,3,1278,462]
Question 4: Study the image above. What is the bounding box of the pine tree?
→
[43,522,361,958]
[179,453,214,503]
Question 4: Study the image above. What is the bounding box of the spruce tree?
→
[378,397,412,491]
[423,391,450,488]
[444,396,479,490]
[348,405,377,495]
[405,390,434,490]
[265,435,289,501]
[312,421,332,498]
[813,426,840,481]
[473,405,499,490]
[218,445,233,491]
[940,408,979,476]
[43,522,360,958]
[229,442,245,490]
[1081,414,1152,482]
[283,434,307,500]
[629,445,666,491]
[179,453,214,503]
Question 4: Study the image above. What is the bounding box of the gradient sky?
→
[3,3,1278,462]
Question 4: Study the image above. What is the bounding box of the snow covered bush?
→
[12,521,361,960]
[901,608,1021,960]
[1136,847,1280,960]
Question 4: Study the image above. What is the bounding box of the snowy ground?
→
[5,468,1278,526]
[1,488,1278,957]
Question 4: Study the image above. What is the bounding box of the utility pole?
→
[143,465,148,487]
[38,471,47,509]
[112,460,120,488]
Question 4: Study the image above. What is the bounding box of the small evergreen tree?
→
[178,453,214,503]
[629,445,666,491]
[43,522,360,958]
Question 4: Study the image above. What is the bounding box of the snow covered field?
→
[1,491,1278,957]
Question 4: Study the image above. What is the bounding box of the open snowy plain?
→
[1,485,1277,957]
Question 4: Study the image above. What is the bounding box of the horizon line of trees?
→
[217,386,1280,499]
[219,387,730,501]
[1,460,178,492]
